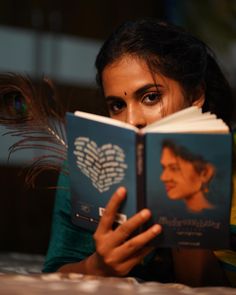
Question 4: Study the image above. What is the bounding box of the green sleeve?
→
[42,171,95,273]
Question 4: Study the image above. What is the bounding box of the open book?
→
[66,106,232,249]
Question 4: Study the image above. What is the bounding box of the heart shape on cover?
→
[73,137,128,192]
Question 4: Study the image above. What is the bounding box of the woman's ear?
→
[191,85,205,108]
[192,93,205,108]
[201,163,215,183]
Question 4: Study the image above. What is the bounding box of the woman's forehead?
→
[102,55,182,91]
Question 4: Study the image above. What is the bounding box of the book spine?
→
[136,133,146,211]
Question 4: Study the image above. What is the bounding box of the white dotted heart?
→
[73,137,128,193]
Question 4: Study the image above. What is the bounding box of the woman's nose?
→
[126,104,146,129]
[160,169,169,181]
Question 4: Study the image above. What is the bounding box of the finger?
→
[118,245,155,275]
[96,186,126,234]
[115,224,162,259]
[112,208,153,244]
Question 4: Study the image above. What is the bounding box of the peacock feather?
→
[0,73,68,187]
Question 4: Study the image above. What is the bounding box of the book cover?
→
[66,108,232,248]
[66,112,139,232]
[145,133,232,248]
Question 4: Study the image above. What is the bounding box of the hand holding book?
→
[89,186,162,276]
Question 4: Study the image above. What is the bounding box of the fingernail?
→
[117,187,126,197]
[140,209,151,218]
[152,224,161,234]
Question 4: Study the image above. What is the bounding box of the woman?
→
[43,18,234,286]
[160,139,215,213]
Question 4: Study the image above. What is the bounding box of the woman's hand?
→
[87,187,162,276]
[58,187,161,276]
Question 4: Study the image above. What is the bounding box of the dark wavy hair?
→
[95,18,233,125]
[161,139,211,175]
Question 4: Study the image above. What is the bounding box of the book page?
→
[74,107,229,134]
[143,107,229,133]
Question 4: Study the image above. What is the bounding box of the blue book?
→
[66,106,232,249]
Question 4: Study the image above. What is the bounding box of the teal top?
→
[42,171,96,272]
[43,171,174,282]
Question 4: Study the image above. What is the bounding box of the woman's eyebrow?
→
[134,83,163,98]
[105,95,121,103]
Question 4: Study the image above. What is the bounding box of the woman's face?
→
[102,55,190,128]
[160,147,204,200]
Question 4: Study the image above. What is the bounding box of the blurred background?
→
[0,0,235,256]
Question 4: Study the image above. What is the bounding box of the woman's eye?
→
[170,165,181,172]
[142,92,161,105]
[107,100,125,114]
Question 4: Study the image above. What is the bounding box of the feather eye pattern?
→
[0,73,68,188]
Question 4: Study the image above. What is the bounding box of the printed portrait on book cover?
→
[160,139,215,213]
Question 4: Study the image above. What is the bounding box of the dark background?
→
[0,0,235,255]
